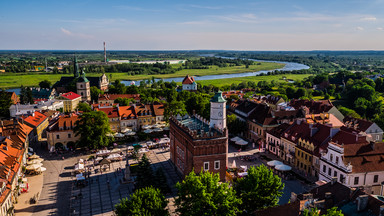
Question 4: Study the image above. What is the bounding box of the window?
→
[334,171,337,177]
[80,84,83,88]
[214,161,220,170]
[328,168,331,176]
[330,154,333,162]
[204,162,209,171]
[56,135,60,139]
[323,165,326,173]
[354,177,359,185]
[336,156,339,165]
[376,135,380,141]
[374,175,379,183]
[68,134,71,138]
[305,154,307,160]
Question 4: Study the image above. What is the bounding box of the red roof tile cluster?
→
[343,116,374,132]
[61,92,81,100]
[222,91,244,99]
[58,114,79,130]
[135,104,153,116]
[182,75,195,84]
[118,106,137,119]
[152,103,165,116]
[343,142,384,173]
[95,107,119,118]
[289,99,333,114]
[23,111,48,127]
[253,95,283,105]
[98,94,140,102]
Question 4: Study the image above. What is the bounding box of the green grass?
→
[0,62,284,88]
[195,74,312,87]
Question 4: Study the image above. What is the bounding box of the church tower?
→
[210,91,226,130]
[76,69,91,102]
[74,56,80,78]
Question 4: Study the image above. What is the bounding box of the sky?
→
[1,0,384,50]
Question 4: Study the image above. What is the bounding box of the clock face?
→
[218,111,223,117]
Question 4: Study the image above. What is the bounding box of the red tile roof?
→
[152,103,165,116]
[343,116,375,132]
[343,142,384,173]
[95,107,119,118]
[58,114,79,129]
[61,92,81,100]
[289,99,333,114]
[118,106,137,119]
[23,111,48,127]
[182,75,195,84]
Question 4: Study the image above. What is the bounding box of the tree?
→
[90,86,104,102]
[38,79,51,89]
[19,86,33,104]
[76,102,92,112]
[114,186,169,216]
[135,154,155,190]
[303,207,343,216]
[74,111,113,149]
[338,106,361,118]
[234,165,284,212]
[164,100,187,122]
[175,170,242,216]
[227,114,247,136]
[0,91,12,118]
[115,97,135,106]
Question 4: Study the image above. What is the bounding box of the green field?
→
[0,62,284,88]
[195,74,312,87]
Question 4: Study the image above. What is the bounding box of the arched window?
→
[80,84,83,88]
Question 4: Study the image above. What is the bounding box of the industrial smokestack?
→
[104,42,107,63]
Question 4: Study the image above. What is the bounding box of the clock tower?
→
[210,91,226,130]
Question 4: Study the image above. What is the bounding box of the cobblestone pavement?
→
[70,148,181,216]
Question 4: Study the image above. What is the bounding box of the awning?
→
[230,136,241,142]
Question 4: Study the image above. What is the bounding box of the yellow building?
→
[47,114,80,150]
[59,92,82,112]
[135,104,156,128]
[23,111,49,142]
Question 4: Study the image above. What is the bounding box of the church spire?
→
[74,55,80,78]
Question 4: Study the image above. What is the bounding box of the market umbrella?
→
[142,125,151,130]
[36,167,46,172]
[144,129,153,134]
[114,133,124,138]
[153,128,163,132]
[230,136,241,142]
[26,164,42,170]
[29,154,40,159]
[235,139,248,145]
[275,164,292,171]
[121,128,132,133]
[267,160,283,167]
[27,160,42,165]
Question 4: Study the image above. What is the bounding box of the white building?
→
[210,91,226,130]
[182,75,197,91]
[265,123,291,156]
[9,100,63,117]
[319,130,384,195]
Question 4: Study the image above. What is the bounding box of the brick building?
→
[169,91,228,181]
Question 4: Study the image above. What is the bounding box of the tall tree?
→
[90,86,104,103]
[175,170,242,216]
[164,100,187,122]
[20,86,33,104]
[135,154,155,190]
[0,91,12,118]
[74,111,112,149]
[115,186,169,216]
[76,102,92,112]
[38,79,52,89]
[234,165,284,213]
[115,97,135,106]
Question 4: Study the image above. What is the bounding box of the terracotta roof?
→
[267,123,292,138]
[253,95,283,105]
[330,129,361,145]
[248,104,277,126]
[342,142,384,173]
[23,111,48,127]
[135,104,153,116]
[152,103,165,116]
[343,116,375,132]
[98,94,140,102]
[95,107,119,118]
[289,99,333,114]
[282,121,311,143]
[182,75,195,84]
[118,106,137,119]
[61,92,81,100]
[58,114,79,129]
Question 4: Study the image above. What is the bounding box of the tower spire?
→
[74,55,80,78]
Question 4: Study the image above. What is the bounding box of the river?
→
[6,58,309,95]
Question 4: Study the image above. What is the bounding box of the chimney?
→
[356,195,369,212]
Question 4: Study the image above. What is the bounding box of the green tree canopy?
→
[74,111,113,149]
[0,91,12,118]
[20,86,33,105]
[38,79,52,89]
[114,97,135,106]
[76,102,92,112]
[234,165,284,213]
[90,86,104,103]
[115,186,169,216]
[175,170,242,216]
[227,114,247,136]
[303,207,344,216]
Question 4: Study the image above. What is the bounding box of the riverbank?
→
[0,62,284,89]
[195,74,312,87]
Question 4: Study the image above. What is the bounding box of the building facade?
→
[47,114,80,150]
[59,92,81,112]
[169,91,228,181]
[23,111,49,143]
[181,75,197,91]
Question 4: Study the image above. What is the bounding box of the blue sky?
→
[1,0,384,50]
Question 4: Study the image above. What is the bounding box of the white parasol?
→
[235,139,248,145]
[275,164,292,171]
[230,136,241,142]
[29,154,40,159]
[143,129,153,134]
[231,160,237,169]
[114,133,124,138]
[26,164,42,170]
[36,167,46,172]
[267,160,283,167]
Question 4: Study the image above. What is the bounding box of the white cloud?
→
[360,16,377,21]
[60,28,72,36]
[355,26,364,31]
[377,27,384,31]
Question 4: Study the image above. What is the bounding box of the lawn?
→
[195,74,312,87]
[0,62,284,89]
